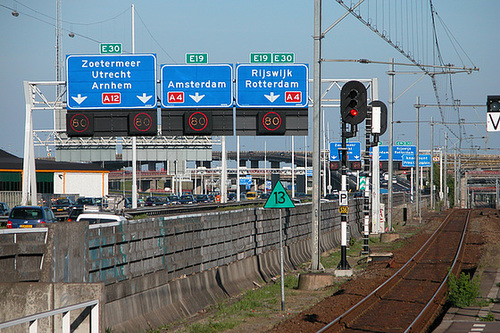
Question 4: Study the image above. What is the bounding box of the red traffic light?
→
[350,109,358,116]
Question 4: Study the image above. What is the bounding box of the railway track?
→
[318,209,471,333]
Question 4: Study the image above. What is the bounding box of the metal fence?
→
[0,300,99,333]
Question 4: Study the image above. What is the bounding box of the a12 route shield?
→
[66,54,157,110]
[236,64,308,108]
[161,64,233,108]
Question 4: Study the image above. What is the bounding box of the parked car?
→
[76,212,127,225]
[67,205,100,222]
[259,193,270,200]
[166,195,180,205]
[227,193,247,201]
[195,194,210,203]
[75,197,104,207]
[144,196,165,206]
[324,193,339,201]
[246,192,258,200]
[0,202,10,216]
[179,194,196,204]
[51,197,73,212]
[7,206,56,228]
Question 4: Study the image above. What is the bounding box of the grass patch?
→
[479,311,495,322]
[447,272,481,308]
[169,274,299,333]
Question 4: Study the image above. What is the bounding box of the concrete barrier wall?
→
[0,193,412,331]
[0,282,105,333]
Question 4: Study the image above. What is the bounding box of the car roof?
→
[12,205,44,209]
[76,213,126,221]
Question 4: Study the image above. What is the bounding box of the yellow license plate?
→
[20,225,33,228]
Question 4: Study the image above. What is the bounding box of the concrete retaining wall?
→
[0,193,413,331]
[0,283,104,332]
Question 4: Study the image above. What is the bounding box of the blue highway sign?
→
[419,154,431,167]
[66,54,157,110]
[402,154,432,167]
[161,64,233,108]
[370,145,416,161]
[236,64,308,108]
[330,142,361,161]
[402,154,415,167]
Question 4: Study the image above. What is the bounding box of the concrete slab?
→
[298,273,336,290]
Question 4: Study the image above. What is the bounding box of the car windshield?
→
[77,198,94,205]
[11,208,43,220]
[180,195,191,199]
[56,199,70,205]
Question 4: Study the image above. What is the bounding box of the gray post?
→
[415,97,420,222]
[279,209,285,311]
[387,59,395,229]
[444,132,448,208]
[311,0,322,271]
[430,117,434,210]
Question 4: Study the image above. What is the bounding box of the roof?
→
[0,149,107,172]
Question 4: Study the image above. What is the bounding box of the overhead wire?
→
[1,2,177,62]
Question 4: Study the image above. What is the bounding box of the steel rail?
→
[316,209,467,333]
[405,209,471,332]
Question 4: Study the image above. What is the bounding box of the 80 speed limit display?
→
[66,113,93,137]
[257,111,285,135]
[128,112,157,136]
[184,111,212,135]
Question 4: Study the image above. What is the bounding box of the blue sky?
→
[0,0,498,158]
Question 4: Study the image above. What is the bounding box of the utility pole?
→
[387,59,395,228]
[430,117,434,210]
[311,0,322,271]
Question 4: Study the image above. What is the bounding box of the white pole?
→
[264,142,267,193]
[372,144,380,233]
[237,136,240,202]
[322,109,326,197]
[411,167,414,203]
[327,122,331,194]
[22,81,37,205]
[292,136,295,198]
[304,136,307,192]
[221,136,227,203]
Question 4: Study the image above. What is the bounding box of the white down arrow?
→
[189,92,205,103]
[264,92,279,103]
[137,93,152,104]
[71,94,87,105]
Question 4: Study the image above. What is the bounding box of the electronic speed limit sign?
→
[66,112,93,137]
[184,111,212,135]
[128,112,157,136]
[257,111,286,135]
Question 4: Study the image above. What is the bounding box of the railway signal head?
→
[487,95,500,112]
[341,81,367,125]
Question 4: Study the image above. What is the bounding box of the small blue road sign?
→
[370,145,416,161]
[66,54,157,110]
[329,142,361,161]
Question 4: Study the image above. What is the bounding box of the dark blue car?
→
[7,206,56,228]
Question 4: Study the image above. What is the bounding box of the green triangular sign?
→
[264,181,295,208]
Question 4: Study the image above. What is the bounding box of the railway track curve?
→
[318,209,471,333]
